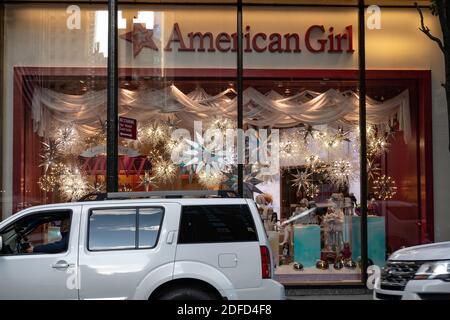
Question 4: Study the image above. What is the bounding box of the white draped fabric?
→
[31,85,411,142]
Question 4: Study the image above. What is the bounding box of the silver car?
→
[0,191,285,300]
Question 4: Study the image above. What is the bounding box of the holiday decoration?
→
[328,160,353,188]
[138,120,170,147]
[138,171,158,191]
[280,128,308,167]
[59,167,89,201]
[206,116,236,133]
[197,170,225,189]
[373,175,397,200]
[153,159,177,184]
[84,119,107,148]
[38,174,58,193]
[184,131,229,175]
[367,157,381,180]
[305,154,328,174]
[305,183,320,198]
[89,181,106,193]
[291,170,313,192]
[302,124,319,141]
[39,139,61,173]
[53,125,80,156]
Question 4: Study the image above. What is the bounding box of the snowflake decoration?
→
[279,128,308,167]
[305,155,328,174]
[373,175,397,200]
[305,183,320,198]
[54,125,79,155]
[328,160,353,188]
[224,165,264,198]
[291,170,313,192]
[58,167,89,201]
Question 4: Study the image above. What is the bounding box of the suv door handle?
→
[51,260,72,269]
[166,231,176,244]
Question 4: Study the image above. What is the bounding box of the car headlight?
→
[414,261,450,281]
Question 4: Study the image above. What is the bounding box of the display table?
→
[351,216,386,267]
[293,224,321,268]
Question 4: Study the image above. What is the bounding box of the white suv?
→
[0,191,285,300]
[374,241,450,300]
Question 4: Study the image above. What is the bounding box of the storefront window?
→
[242,5,362,284]
[2,4,108,216]
[0,1,439,288]
[116,5,238,193]
[365,7,436,265]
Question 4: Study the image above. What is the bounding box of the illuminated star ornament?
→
[291,170,313,192]
[138,171,158,191]
[373,175,397,200]
[120,23,158,57]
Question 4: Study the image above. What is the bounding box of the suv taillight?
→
[260,246,272,279]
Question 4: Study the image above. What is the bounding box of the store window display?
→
[2,4,435,285]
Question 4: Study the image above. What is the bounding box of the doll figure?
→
[368,198,379,216]
[322,206,345,252]
[255,194,272,231]
[340,242,352,260]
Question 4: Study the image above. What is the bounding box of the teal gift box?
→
[351,216,386,267]
[294,224,321,268]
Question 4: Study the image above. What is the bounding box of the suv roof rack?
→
[78,190,238,201]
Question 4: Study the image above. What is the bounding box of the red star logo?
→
[120,23,158,57]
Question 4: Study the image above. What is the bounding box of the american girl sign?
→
[120,22,354,57]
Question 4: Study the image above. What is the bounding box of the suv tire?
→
[158,286,219,300]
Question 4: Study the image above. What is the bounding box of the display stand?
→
[351,216,386,267]
[293,224,321,268]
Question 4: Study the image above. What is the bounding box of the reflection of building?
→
[0,1,448,286]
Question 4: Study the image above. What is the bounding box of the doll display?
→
[321,205,345,252]
[255,193,273,231]
[292,198,310,224]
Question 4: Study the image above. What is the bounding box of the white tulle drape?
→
[31,85,411,142]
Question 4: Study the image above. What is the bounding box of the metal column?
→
[358,0,369,284]
[107,0,119,192]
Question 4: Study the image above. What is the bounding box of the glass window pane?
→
[0,211,71,255]
[138,207,164,248]
[178,205,258,244]
[243,4,361,284]
[116,4,237,194]
[89,208,136,251]
[365,6,439,270]
[2,3,107,219]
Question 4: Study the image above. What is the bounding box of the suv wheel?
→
[158,286,219,300]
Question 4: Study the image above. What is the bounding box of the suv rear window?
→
[178,205,258,244]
